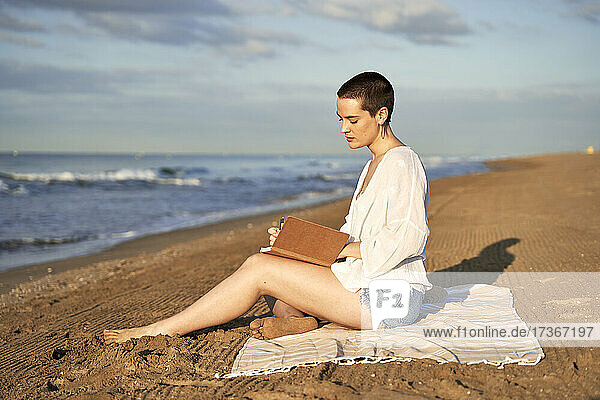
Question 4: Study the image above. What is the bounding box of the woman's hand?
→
[267,227,280,246]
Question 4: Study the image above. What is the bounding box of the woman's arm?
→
[335,204,359,259]
[337,241,361,259]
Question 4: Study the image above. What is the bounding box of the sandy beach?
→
[1,151,599,399]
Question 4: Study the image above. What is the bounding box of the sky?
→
[0,0,598,157]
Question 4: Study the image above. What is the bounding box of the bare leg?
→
[104,253,369,343]
[264,295,306,318]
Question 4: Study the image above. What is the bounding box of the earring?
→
[380,124,385,139]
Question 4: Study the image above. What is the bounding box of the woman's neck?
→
[368,126,406,160]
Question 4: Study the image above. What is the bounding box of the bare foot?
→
[104,325,161,344]
[249,316,318,340]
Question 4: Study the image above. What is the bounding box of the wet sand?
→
[1,151,599,399]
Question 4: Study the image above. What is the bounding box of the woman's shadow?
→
[415,238,520,322]
[427,237,520,288]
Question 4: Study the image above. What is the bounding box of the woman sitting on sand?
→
[104,71,432,344]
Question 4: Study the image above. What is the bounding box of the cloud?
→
[0,0,230,15]
[0,8,47,48]
[80,13,302,47]
[79,13,222,46]
[0,60,188,93]
[287,0,471,45]
[0,31,44,47]
[2,0,304,61]
[0,10,45,32]
[563,0,600,24]
[77,13,303,61]
[407,33,459,46]
[0,62,105,93]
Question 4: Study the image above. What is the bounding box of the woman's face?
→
[336,97,380,149]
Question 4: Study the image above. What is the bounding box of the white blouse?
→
[331,145,432,293]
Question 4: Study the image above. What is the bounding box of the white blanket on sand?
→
[217,284,544,378]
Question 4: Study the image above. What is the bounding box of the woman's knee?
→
[239,253,273,289]
[240,252,265,272]
[243,253,294,297]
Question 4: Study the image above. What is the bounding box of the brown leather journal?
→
[260,216,350,267]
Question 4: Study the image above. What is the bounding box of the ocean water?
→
[0,151,496,271]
